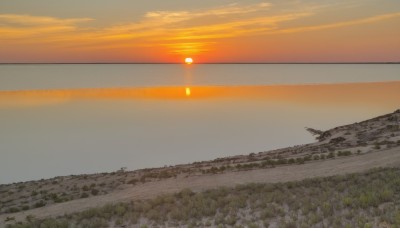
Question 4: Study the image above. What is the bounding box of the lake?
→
[0,64,399,184]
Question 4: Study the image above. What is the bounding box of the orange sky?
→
[0,0,399,63]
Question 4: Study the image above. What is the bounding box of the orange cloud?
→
[0,14,93,40]
[1,1,399,61]
[274,12,400,34]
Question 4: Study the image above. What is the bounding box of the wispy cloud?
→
[144,2,271,21]
[0,14,93,26]
[1,1,399,57]
[274,12,400,34]
[0,14,93,40]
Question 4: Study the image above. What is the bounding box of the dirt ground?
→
[1,147,399,225]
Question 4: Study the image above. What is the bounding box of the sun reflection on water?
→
[0,82,399,108]
[185,87,191,96]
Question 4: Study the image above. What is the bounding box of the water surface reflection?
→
[0,82,399,108]
[0,82,399,183]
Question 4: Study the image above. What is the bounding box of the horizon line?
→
[0,62,399,65]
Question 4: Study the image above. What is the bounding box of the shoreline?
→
[1,109,399,224]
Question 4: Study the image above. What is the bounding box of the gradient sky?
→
[0,0,399,63]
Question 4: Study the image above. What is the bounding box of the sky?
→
[0,0,399,63]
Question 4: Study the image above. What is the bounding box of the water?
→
[0,64,399,184]
[1,64,399,90]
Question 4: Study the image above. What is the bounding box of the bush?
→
[82,185,89,191]
[296,158,304,164]
[342,197,353,207]
[337,151,352,156]
[81,193,89,198]
[91,189,99,196]
[7,207,20,213]
[128,179,138,185]
[34,200,46,208]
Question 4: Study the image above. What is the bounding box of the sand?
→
[1,146,399,225]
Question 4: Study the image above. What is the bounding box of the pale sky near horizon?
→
[0,0,399,63]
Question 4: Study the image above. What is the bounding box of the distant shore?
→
[1,62,400,65]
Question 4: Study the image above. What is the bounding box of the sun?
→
[185,57,193,64]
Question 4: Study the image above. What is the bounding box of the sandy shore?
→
[1,109,399,226]
[1,146,399,225]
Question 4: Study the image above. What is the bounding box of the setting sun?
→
[185,58,193,64]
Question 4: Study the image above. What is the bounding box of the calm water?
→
[0,64,399,184]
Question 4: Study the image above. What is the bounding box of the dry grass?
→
[5,167,400,227]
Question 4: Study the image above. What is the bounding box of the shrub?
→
[379,188,393,202]
[81,193,89,198]
[91,189,99,196]
[296,158,304,164]
[304,155,312,161]
[128,179,138,185]
[26,215,35,222]
[7,207,20,213]
[5,216,15,222]
[34,200,46,208]
[342,197,353,207]
[114,204,127,216]
[337,151,352,156]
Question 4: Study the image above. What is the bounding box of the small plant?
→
[26,215,35,222]
[34,200,46,208]
[80,193,89,198]
[296,157,304,164]
[5,216,15,222]
[91,189,99,196]
[7,207,20,213]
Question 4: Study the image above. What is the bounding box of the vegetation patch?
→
[6,167,400,228]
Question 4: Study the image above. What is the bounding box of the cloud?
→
[0,14,93,40]
[1,2,399,56]
[0,14,93,26]
[273,12,400,34]
[144,2,271,21]
[90,2,306,54]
